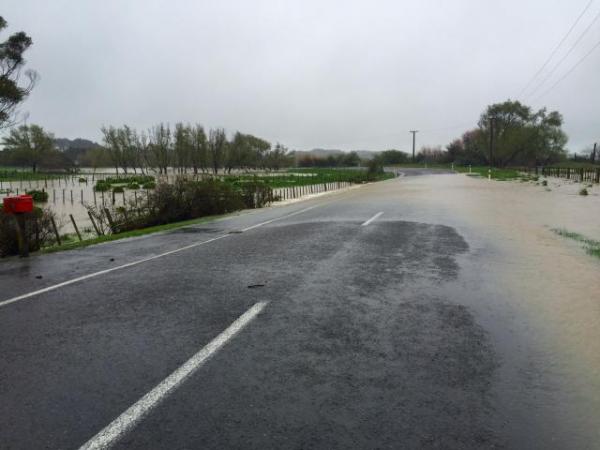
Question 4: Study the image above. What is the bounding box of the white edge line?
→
[361,212,384,226]
[0,203,322,309]
[79,301,269,450]
[241,204,319,231]
[0,235,229,309]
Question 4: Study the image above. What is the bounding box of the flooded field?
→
[0,170,350,238]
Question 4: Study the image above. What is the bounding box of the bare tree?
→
[190,124,208,174]
[208,128,227,174]
[148,123,171,175]
[174,123,192,174]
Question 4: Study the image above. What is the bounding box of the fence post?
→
[104,208,117,233]
[88,210,103,236]
[69,214,82,241]
[50,215,61,246]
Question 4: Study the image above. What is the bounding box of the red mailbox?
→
[2,195,34,214]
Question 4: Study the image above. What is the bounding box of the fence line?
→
[527,166,600,183]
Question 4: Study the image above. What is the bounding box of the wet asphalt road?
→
[0,169,594,449]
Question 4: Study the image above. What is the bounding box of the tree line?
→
[98,123,293,174]
[0,123,294,174]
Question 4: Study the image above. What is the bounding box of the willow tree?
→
[478,100,567,166]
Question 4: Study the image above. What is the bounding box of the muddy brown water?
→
[373,173,600,448]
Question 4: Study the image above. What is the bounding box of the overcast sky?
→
[3,0,600,152]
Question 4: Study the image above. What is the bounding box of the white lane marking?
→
[0,204,322,309]
[0,234,228,309]
[241,204,320,232]
[361,212,384,226]
[79,301,268,450]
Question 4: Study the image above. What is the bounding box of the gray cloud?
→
[3,0,600,151]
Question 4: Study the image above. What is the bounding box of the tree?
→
[416,145,450,164]
[0,16,38,128]
[478,100,567,166]
[378,149,410,165]
[148,123,171,174]
[444,100,568,167]
[1,124,55,172]
[79,146,112,173]
[264,143,292,170]
[189,124,208,174]
[208,128,227,174]
[173,123,192,174]
[101,126,125,174]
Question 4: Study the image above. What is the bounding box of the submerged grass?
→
[552,228,600,260]
[0,168,64,182]
[455,166,523,180]
[225,168,393,188]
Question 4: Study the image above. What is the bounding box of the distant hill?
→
[54,137,101,165]
[54,137,101,152]
[294,148,377,160]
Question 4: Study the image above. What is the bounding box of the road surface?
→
[1,169,599,449]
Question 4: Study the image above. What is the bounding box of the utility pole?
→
[488,116,495,179]
[409,130,418,162]
[591,142,597,164]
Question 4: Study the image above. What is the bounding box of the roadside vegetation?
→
[0,206,57,257]
[40,212,236,254]
[552,229,600,260]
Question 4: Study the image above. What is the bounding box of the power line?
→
[532,36,600,102]
[519,0,594,98]
[525,7,600,99]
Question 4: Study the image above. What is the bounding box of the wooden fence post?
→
[104,208,117,233]
[69,214,82,241]
[50,215,61,245]
[88,210,103,236]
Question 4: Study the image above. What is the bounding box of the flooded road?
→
[0,171,598,449]
[372,172,600,448]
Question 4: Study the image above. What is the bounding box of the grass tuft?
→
[552,228,600,260]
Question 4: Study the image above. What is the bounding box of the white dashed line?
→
[361,212,384,226]
[79,301,269,450]
[0,204,322,309]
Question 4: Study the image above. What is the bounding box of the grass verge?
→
[40,212,238,254]
[455,166,523,180]
[552,228,600,260]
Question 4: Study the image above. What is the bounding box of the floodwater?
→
[0,173,147,236]
[0,170,345,237]
[374,173,600,448]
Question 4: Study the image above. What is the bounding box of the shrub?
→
[87,178,266,233]
[112,186,124,193]
[0,207,58,257]
[579,188,588,196]
[94,181,110,192]
[142,181,156,189]
[104,175,154,185]
[26,189,49,202]
[127,182,140,190]
[78,177,87,183]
